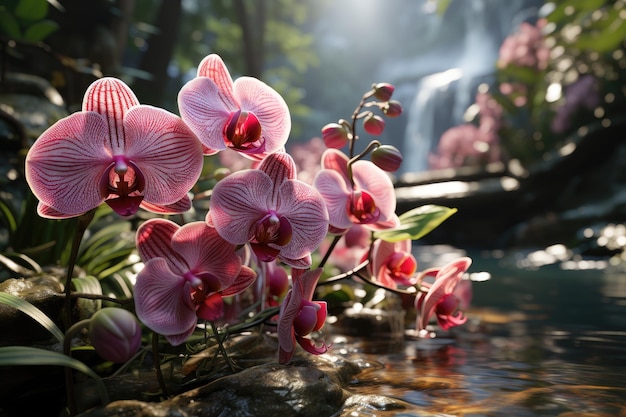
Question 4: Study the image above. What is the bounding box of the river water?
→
[334,246,626,416]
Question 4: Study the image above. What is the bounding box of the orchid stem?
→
[63,209,96,330]
[318,234,342,269]
[152,331,169,398]
[210,321,236,373]
[62,209,95,417]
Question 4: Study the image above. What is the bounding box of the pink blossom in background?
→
[497,20,549,70]
[314,149,399,233]
[208,152,329,269]
[416,257,472,334]
[475,91,504,136]
[288,137,325,185]
[429,124,500,169]
[178,54,290,161]
[551,75,601,134]
[25,77,203,218]
[319,225,370,273]
[134,219,256,345]
[277,268,329,364]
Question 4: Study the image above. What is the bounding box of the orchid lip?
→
[347,190,381,224]
[223,110,264,152]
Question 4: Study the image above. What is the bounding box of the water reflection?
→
[335,248,626,416]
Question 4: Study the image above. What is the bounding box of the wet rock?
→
[0,275,64,346]
[79,358,349,417]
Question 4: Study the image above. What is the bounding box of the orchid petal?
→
[220,266,257,297]
[164,325,198,347]
[233,77,291,156]
[178,77,232,152]
[124,105,203,206]
[313,170,352,230]
[209,170,272,244]
[25,112,113,218]
[418,257,471,330]
[82,77,139,154]
[197,292,224,322]
[171,222,242,288]
[278,254,312,269]
[277,291,296,356]
[293,268,323,305]
[140,195,192,214]
[320,149,350,182]
[352,160,396,221]
[136,219,188,274]
[293,304,319,336]
[36,202,81,219]
[259,152,296,197]
[196,54,238,109]
[296,335,330,356]
[276,180,328,260]
[438,311,467,330]
[134,258,197,343]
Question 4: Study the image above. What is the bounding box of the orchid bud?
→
[89,307,142,363]
[372,83,395,101]
[383,100,403,118]
[371,145,403,172]
[321,122,349,149]
[266,261,289,298]
[363,114,385,136]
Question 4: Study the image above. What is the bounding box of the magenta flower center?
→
[188,271,222,306]
[436,293,460,316]
[101,156,146,216]
[347,190,381,224]
[253,211,293,246]
[386,252,417,279]
[223,110,263,152]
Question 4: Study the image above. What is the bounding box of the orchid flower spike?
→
[178,54,290,160]
[26,77,203,218]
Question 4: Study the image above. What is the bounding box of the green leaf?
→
[23,19,58,41]
[0,292,64,343]
[0,346,109,405]
[15,0,48,21]
[0,198,17,243]
[374,205,457,243]
[0,9,22,39]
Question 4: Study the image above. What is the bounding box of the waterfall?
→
[384,0,543,174]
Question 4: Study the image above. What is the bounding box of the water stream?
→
[334,247,626,416]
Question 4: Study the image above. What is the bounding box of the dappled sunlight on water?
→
[333,249,626,416]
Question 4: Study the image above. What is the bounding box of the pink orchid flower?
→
[416,257,472,334]
[25,77,203,219]
[368,238,418,289]
[208,152,329,269]
[178,54,290,160]
[277,268,329,364]
[134,219,256,346]
[314,149,399,233]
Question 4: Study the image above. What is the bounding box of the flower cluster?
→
[25,54,474,367]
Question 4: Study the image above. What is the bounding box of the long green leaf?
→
[0,346,109,405]
[0,292,64,343]
[374,205,457,243]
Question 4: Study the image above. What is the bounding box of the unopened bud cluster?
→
[321,82,404,172]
